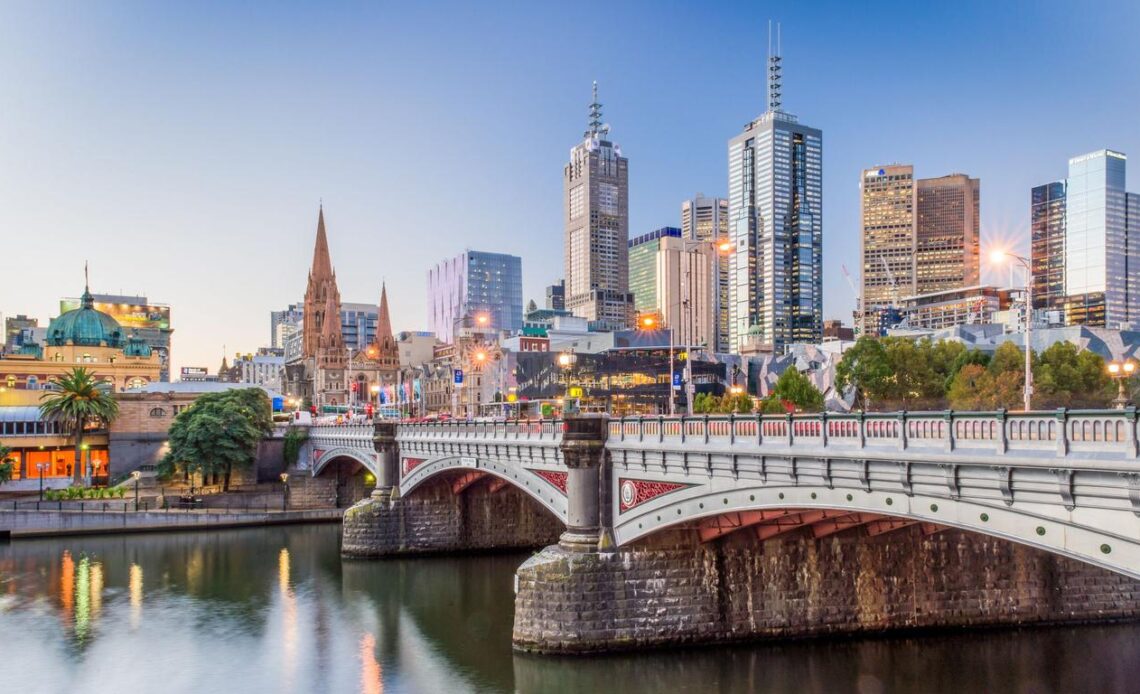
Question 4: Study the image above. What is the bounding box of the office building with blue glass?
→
[428,250,524,343]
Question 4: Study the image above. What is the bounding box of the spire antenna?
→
[767,20,783,112]
[585,80,604,138]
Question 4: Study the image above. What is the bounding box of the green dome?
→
[46,289,125,348]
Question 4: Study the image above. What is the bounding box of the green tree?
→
[767,368,824,413]
[835,337,892,410]
[159,388,274,491]
[39,367,120,485]
[1032,342,1112,408]
[945,348,990,391]
[0,444,14,485]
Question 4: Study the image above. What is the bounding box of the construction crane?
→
[880,257,901,306]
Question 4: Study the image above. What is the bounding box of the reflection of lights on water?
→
[90,562,103,619]
[75,557,90,641]
[129,563,143,630]
[360,632,383,694]
[279,548,297,690]
[60,551,74,614]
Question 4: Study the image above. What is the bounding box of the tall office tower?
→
[628,227,682,315]
[681,194,731,352]
[915,174,980,295]
[544,280,565,310]
[564,82,635,331]
[427,250,523,343]
[1031,181,1067,313]
[657,236,718,351]
[727,30,823,353]
[859,165,916,332]
[1031,150,1140,328]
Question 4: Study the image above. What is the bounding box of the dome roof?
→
[46,289,125,348]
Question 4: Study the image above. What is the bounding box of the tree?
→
[835,337,892,410]
[159,388,274,491]
[1032,342,1112,408]
[768,368,824,413]
[39,367,120,485]
[0,444,13,485]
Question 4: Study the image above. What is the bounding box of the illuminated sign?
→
[181,367,208,379]
[60,298,171,330]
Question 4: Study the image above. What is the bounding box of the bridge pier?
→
[341,421,562,558]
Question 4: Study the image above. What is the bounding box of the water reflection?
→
[1,525,1139,693]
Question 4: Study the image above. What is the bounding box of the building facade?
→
[1031,150,1140,329]
[728,45,823,353]
[628,227,682,315]
[681,194,731,352]
[3,314,38,353]
[564,82,635,331]
[657,236,718,352]
[427,250,523,344]
[916,174,980,295]
[545,281,565,311]
[860,165,917,327]
[58,293,173,381]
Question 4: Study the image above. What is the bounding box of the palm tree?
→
[0,444,14,485]
[39,367,119,486]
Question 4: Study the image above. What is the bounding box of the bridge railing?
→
[396,418,564,441]
[607,409,1139,457]
[308,424,375,442]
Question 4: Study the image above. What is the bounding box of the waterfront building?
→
[58,293,173,381]
[564,82,635,331]
[628,227,682,315]
[728,36,823,353]
[427,250,523,344]
[1031,149,1140,329]
[681,194,731,352]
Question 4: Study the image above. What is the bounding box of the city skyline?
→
[1,2,1138,372]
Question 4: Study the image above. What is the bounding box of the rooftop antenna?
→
[585,80,605,138]
[767,21,782,112]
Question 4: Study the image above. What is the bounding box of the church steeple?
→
[302,205,343,360]
[310,205,334,281]
[370,282,399,368]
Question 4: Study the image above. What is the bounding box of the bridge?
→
[310,410,1140,653]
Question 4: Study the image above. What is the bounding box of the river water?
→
[0,524,1138,693]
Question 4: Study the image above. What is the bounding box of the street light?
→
[990,249,1033,411]
[557,351,577,414]
[638,313,675,416]
[131,470,141,511]
[279,472,289,512]
[37,463,47,501]
[1107,360,1136,409]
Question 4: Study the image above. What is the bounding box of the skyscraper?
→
[628,227,682,315]
[727,30,823,353]
[657,235,718,352]
[427,250,523,343]
[564,82,635,331]
[859,166,980,333]
[915,174,980,295]
[1031,150,1140,328]
[681,194,731,352]
[544,281,565,311]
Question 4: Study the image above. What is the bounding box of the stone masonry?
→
[512,525,1140,654]
[341,476,564,558]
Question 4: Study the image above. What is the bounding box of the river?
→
[0,524,1138,693]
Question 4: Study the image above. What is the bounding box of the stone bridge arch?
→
[612,478,1140,580]
[313,447,378,478]
[399,454,568,523]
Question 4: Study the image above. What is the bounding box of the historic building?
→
[348,283,400,410]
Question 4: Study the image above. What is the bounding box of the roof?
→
[45,289,125,348]
[131,381,284,398]
[0,406,44,423]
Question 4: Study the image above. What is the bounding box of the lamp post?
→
[558,351,577,414]
[370,384,380,420]
[1107,360,1136,409]
[639,315,674,415]
[131,470,141,511]
[279,472,289,512]
[990,250,1033,411]
[37,463,46,501]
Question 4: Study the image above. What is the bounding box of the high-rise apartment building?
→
[564,82,635,331]
[657,236,718,351]
[628,227,682,315]
[915,174,980,295]
[859,166,980,333]
[427,250,523,343]
[681,194,731,352]
[727,38,823,353]
[1031,150,1140,328]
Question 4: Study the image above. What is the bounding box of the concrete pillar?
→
[558,414,607,552]
[372,421,399,502]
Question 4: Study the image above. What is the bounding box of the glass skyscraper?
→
[628,227,682,315]
[1031,150,1140,328]
[427,250,523,343]
[727,44,822,353]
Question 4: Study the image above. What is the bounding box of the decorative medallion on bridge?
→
[312,449,325,465]
[531,469,568,494]
[619,478,693,513]
[402,457,426,476]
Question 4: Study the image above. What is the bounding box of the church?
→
[284,207,399,411]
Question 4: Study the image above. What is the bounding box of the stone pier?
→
[340,421,562,557]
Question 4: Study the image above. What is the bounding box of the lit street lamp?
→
[557,351,578,414]
[990,249,1033,411]
[131,470,141,511]
[1107,360,1136,409]
[639,314,675,416]
[37,463,47,501]
[279,472,289,512]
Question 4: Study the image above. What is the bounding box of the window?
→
[149,407,167,417]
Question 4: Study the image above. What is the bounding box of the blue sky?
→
[1,1,1138,372]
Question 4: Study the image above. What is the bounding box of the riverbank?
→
[0,507,342,538]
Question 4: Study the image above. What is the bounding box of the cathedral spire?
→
[311,205,334,280]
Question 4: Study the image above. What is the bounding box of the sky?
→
[1,1,1139,374]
